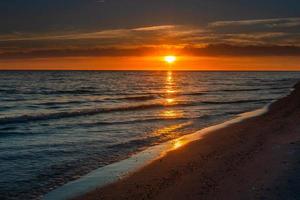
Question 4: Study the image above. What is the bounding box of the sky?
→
[0,0,300,70]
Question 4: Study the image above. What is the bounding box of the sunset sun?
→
[164,55,177,64]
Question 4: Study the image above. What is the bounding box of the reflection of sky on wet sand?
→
[172,138,188,150]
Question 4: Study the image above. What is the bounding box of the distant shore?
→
[76,82,300,200]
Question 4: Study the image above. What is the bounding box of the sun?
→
[164,55,176,64]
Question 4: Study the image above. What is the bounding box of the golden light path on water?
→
[152,70,191,150]
[164,71,178,110]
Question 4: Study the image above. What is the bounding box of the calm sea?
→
[0,71,299,199]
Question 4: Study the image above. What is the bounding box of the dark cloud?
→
[0,47,153,59]
[184,44,300,57]
[1,45,300,60]
[209,18,300,28]
[1,0,300,33]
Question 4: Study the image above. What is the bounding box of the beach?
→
[76,81,300,200]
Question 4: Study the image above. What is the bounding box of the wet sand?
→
[76,82,300,200]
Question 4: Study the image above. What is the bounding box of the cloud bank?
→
[0,17,299,59]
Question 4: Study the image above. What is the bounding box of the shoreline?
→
[73,81,300,200]
[44,103,269,200]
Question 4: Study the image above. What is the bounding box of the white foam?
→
[43,105,269,200]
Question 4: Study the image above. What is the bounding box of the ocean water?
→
[0,71,299,199]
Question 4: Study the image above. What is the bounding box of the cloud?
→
[0,25,203,43]
[0,25,184,42]
[0,29,131,42]
[183,44,300,57]
[0,47,155,59]
[132,25,176,31]
[209,17,300,28]
[1,45,300,60]
[210,32,299,46]
[0,17,299,59]
[0,25,205,51]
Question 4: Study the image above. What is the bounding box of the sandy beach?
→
[75,82,300,200]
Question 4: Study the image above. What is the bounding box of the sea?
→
[0,71,299,199]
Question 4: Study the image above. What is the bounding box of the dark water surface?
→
[0,71,299,199]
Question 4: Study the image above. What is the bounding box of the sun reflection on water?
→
[166,89,176,94]
[166,98,175,104]
[167,71,173,83]
[163,71,178,107]
[160,110,183,118]
[152,71,191,151]
[151,122,191,138]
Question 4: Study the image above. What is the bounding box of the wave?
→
[0,96,277,125]
[38,101,84,106]
[80,117,191,127]
[0,89,17,94]
[38,100,84,106]
[201,99,273,105]
[214,86,291,93]
[38,90,97,95]
[183,92,207,96]
[0,103,190,125]
[114,95,158,101]
[181,86,292,95]
[0,89,98,95]
[217,88,262,92]
[35,96,158,106]
[266,86,293,90]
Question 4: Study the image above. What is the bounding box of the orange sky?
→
[0,56,299,71]
[1,2,300,71]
